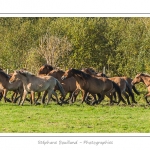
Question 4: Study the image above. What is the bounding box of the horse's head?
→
[131,73,143,85]
[82,67,97,75]
[9,71,18,83]
[9,70,23,83]
[97,72,108,78]
[61,68,73,80]
[38,64,53,75]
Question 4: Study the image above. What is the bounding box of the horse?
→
[9,70,65,106]
[132,73,150,104]
[48,69,78,102]
[83,67,139,95]
[83,67,137,105]
[38,64,53,75]
[61,68,126,105]
[109,77,137,105]
[0,69,23,103]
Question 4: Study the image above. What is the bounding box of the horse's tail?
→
[56,79,66,98]
[132,85,140,95]
[112,81,127,104]
[125,81,137,103]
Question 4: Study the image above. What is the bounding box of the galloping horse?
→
[61,68,126,105]
[48,69,77,102]
[132,73,150,104]
[109,77,137,105]
[0,69,23,103]
[83,67,137,104]
[9,70,65,106]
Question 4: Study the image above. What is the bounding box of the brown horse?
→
[0,69,23,103]
[82,67,137,105]
[48,69,78,102]
[9,70,65,106]
[61,68,126,105]
[132,73,150,104]
[109,77,137,105]
[83,68,139,95]
[38,64,53,75]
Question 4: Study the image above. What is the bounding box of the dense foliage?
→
[0,17,150,77]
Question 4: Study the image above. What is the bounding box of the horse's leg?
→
[132,85,140,95]
[112,92,119,103]
[42,90,48,104]
[11,92,16,102]
[81,90,88,104]
[85,93,95,105]
[34,92,41,105]
[73,90,80,103]
[126,85,137,104]
[69,89,80,104]
[145,93,150,104]
[16,88,24,104]
[66,92,72,101]
[3,89,11,103]
[20,90,28,106]
[30,91,35,105]
[0,92,3,101]
[106,93,114,105]
[116,92,127,105]
[51,91,62,105]
[92,94,104,105]
[46,89,53,105]
[122,92,131,105]
[97,94,105,104]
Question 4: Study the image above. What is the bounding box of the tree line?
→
[0,17,150,77]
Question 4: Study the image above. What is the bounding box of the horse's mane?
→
[19,70,35,77]
[53,68,65,73]
[140,73,150,77]
[72,68,91,79]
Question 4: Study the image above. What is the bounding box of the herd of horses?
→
[0,64,150,106]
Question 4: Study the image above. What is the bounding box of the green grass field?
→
[0,95,150,133]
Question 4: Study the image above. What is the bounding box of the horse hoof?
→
[58,102,62,106]
[35,102,41,105]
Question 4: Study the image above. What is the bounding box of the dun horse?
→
[9,70,65,106]
[132,73,150,104]
[61,68,126,105]
[0,69,23,103]
[83,67,138,105]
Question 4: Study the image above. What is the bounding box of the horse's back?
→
[109,77,128,92]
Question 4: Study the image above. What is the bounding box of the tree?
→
[38,33,72,69]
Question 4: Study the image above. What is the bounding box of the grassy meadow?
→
[0,92,150,133]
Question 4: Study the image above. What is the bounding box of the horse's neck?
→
[55,72,64,81]
[19,74,30,85]
[0,75,10,88]
[141,76,150,87]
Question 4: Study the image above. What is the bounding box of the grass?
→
[0,97,150,133]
